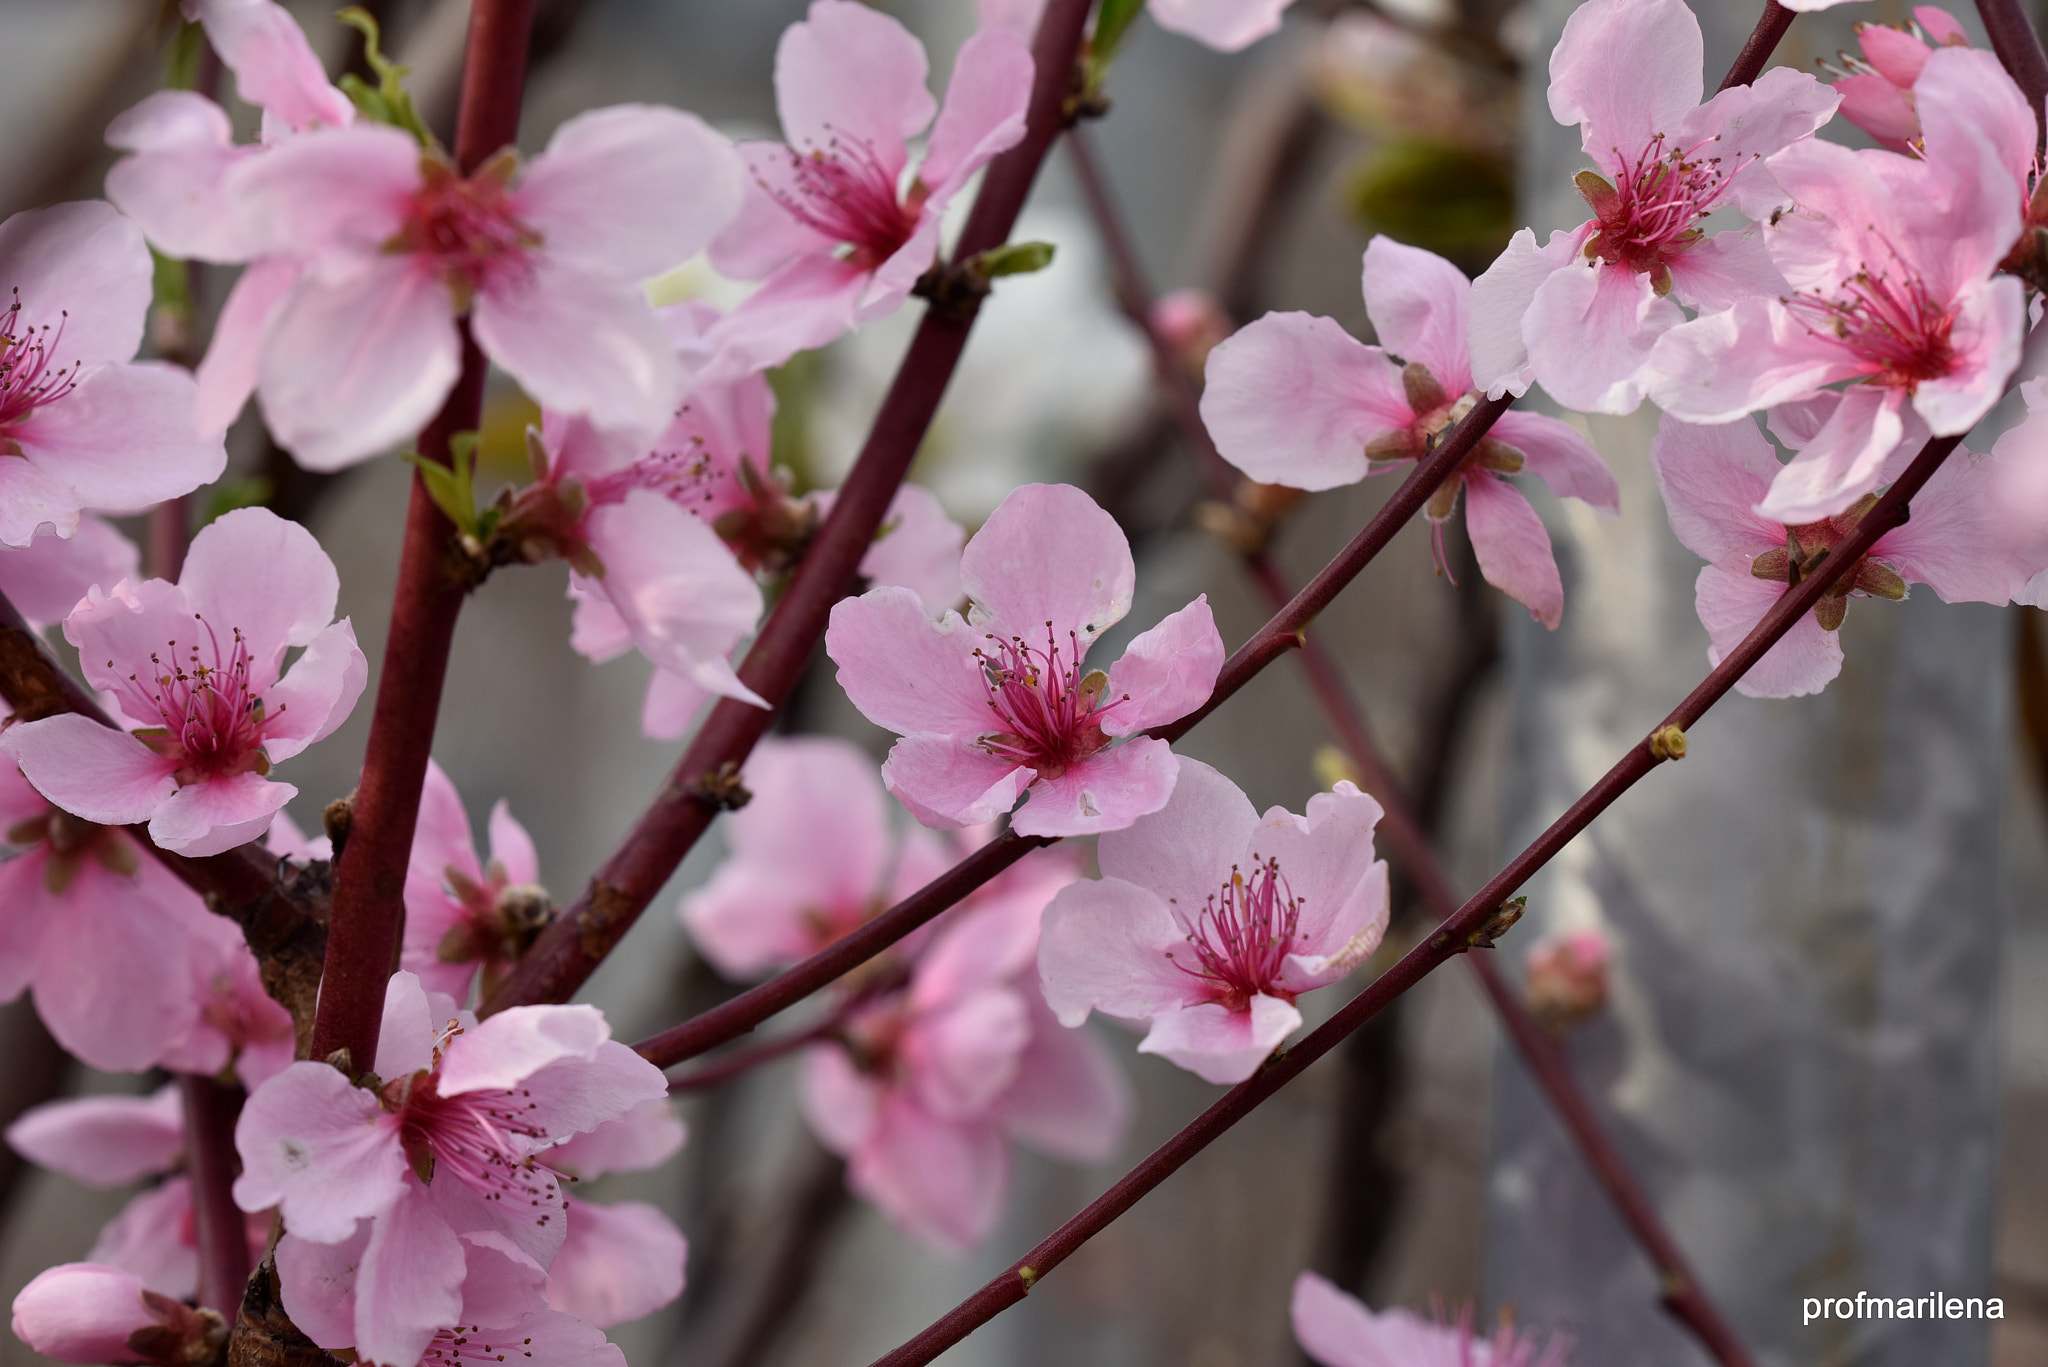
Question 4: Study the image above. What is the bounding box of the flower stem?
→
[1975,0,2048,137]
[481,0,1098,1015]
[861,431,1965,1367]
[1718,2,1795,94]
[310,0,535,1069]
[180,1072,251,1316]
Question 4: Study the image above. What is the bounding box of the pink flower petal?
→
[10,1263,154,1364]
[881,733,1034,830]
[1696,560,1842,698]
[8,363,227,519]
[180,505,341,652]
[700,251,869,381]
[256,254,461,471]
[274,1227,366,1351]
[1493,411,1617,512]
[194,256,299,436]
[1148,0,1294,52]
[1523,257,1681,415]
[1872,447,2012,605]
[0,517,139,629]
[515,105,742,282]
[90,1180,205,1299]
[351,1179,465,1367]
[474,259,682,438]
[374,970,437,1081]
[6,1086,184,1187]
[903,986,1031,1120]
[1138,994,1300,1085]
[226,123,417,259]
[258,619,368,760]
[1757,383,1905,524]
[233,1061,405,1243]
[1100,595,1224,735]
[0,201,151,369]
[547,1200,687,1328]
[810,482,965,614]
[104,91,252,262]
[1645,295,1863,425]
[1199,311,1409,491]
[1251,781,1388,969]
[1661,226,1787,314]
[1463,473,1564,629]
[919,25,1033,195]
[1012,736,1178,838]
[147,770,296,857]
[992,992,1131,1162]
[1913,275,2025,438]
[545,1099,686,1180]
[435,1004,613,1098]
[846,1094,1006,1252]
[1834,73,1921,151]
[1291,1272,1476,1367]
[1675,67,1840,221]
[487,800,539,887]
[1096,754,1253,903]
[1916,47,2035,193]
[1360,235,1472,394]
[706,145,840,281]
[1467,225,1584,400]
[1648,413,1785,563]
[490,1038,669,1141]
[827,589,998,738]
[802,1045,881,1155]
[1548,0,1702,169]
[192,0,355,131]
[0,715,177,826]
[774,1,934,173]
[1037,877,1194,1028]
[960,483,1135,643]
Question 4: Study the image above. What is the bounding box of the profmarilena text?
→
[1804,1294,2006,1325]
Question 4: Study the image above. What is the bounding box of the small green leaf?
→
[974,240,1056,279]
[200,477,275,526]
[150,249,192,322]
[336,7,434,146]
[166,21,205,91]
[1090,0,1146,62]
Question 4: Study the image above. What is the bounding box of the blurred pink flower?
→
[1524,927,1611,1032]
[1468,0,1836,414]
[234,972,666,1367]
[1039,757,1389,1085]
[401,759,545,1005]
[828,483,1223,838]
[701,0,1033,380]
[1203,235,1617,628]
[0,202,226,548]
[1292,1271,1570,1367]
[1,508,366,856]
[979,0,1299,54]
[543,1100,690,1328]
[1650,412,2021,697]
[1825,8,1972,151]
[0,517,138,631]
[11,1265,162,1365]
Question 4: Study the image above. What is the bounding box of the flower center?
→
[125,625,278,784]
[767,132,925,272]
[394,153,540,308]
[389,1070,563,1232]
[1578,132,1736,289]
[1785,266,1957,390]
[973,625,1125,780]
[1748,492,1908,631]
[0,289,80,437]
[1166,856,1302,1013]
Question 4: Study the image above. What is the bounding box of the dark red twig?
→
[310,0,536,1068]
[483,0,1097,1015]
[179,1073,251,1316]
[1976,0,2048,138]
[663,1016,841,1092]
[864,432,1962,1367]
[1718,2,1795,93]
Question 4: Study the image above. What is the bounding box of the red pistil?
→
[1166,856,1303,1012]
[395,153,541,306]
[974,624,1125,779]
[1579,132,1738,287]
[1785,265,1957,390]
[126,623,279,784]
[0,290,80,434]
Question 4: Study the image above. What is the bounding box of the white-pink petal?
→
[1199,311,1409,491]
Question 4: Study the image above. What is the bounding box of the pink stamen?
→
[0,290,80,431]
[397,1075,564,1232]
[1166,856,1303,1012]
[1588,132,1744,275]
[1785,261,1957,389]
[127,621,280,783]
[765,129,922,271]
[974,624,1125,779]
[399,162,540,299]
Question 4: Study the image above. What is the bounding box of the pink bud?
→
[11,1264,154,1364]
[1150,289,1231,372]
[1524,928,1610,1032]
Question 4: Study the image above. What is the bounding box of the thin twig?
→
[862,431,1966,1367]
[482,0,1099,1015]
[664,1016,841,1092]
[180,1073,251,1316]
[1718,2,1795,94]
[310,0,537,1069]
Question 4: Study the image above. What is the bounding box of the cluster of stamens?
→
[126,622,276,783]
[421,1323,542,1365]
[1164,856,1303,1012]
[1785,263,1956,390]
[387,1067,563,1230]
[974,623,1125,778]
[1578,133,1741,290]
[766,129,923,271]
[1749,492,1908,631]
[396,156,542,305]
[0,290,80,434]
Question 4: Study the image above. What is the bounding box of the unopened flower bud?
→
[1525,927,1610,1032]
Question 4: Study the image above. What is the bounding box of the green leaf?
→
[336,7,434,146]
[200,477,275,526]
[166,21,205,91]
[403,430,484,533]
[150,249,191,321]
[1091,0,1146,62]
[974,240,1056,279]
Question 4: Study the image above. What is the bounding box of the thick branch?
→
[1717,2,1794,93]
[483,0,1097,1015]
[180,1074,252,1316]
[863,432,1963,1367]
[1976,0,2048,138]
[310,0,537,1067]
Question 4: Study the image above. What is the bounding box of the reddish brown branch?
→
[310,0,536,1067]
[180,1073,252,1316]
[1718,2,1795,94]
[862,434,1962,1367]
[483,0,1097,1015]
[663,1016,841,1093]
[1976,0,2048,139]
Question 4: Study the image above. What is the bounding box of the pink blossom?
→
[1467,0,1837,413]
[1292,1271,1570,1367]
[701,1,1033,380]
[681,734,953,978]
[277,1222,625,1367]
[979,0,1298,54]
[1524,927,1611,1031]
[157,908,297,1088]
[1,507,366,856]
[1646,50,2028,523]
[1038,757,1389,1085]
[265,808,333,862]
[11,1264,159,1364]
[1202,235,1617,628]
[1992,383,2048,607]
[0,201,227,547]
[209,101,743,469]
[401,760,546,1005]
[0,758,221,1071]
[0,517,139,630]
[543,1100,690,1328]
[1650,412,2020,698]
[827,483,1224,837]
[235,972,667,1367]
[802,846,1130,1250]
[1822,9,1973,152]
